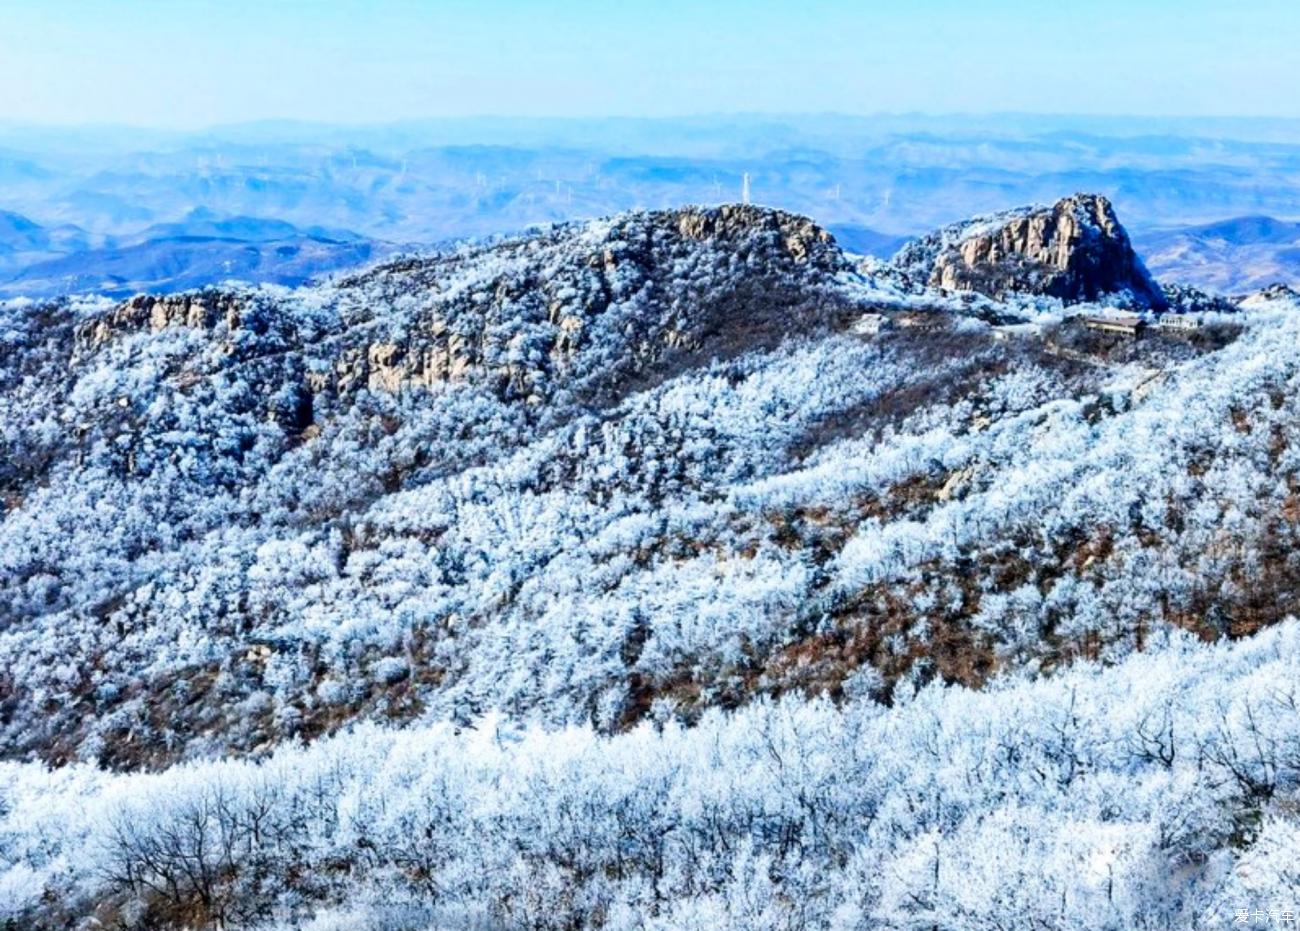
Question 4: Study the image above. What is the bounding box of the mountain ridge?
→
[0,195,1268,768]
[1135,213,1300,292]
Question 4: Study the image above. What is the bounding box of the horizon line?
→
[5,110,1300,136]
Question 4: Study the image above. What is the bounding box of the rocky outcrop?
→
[1162,282,1238,316]
[1238,283,1300,311]
[73,292,246,357]
[1250,283,1300,303]
[893,194,1167,309]
[674,204,838,263]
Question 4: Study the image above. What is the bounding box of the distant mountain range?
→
[1,115,1300,299]
[0,207,402,297]
[1134,215,1300,292]
[4,200,1296,298]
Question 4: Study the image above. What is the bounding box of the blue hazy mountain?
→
[825,223,910,257]
[1134,215,1300,292]
[0,209,93,254]
[1171,215,1300,244]
[136,208,365,244]
[1,115,1299,296]
[0,207,397,298]
[1,235,386,298]
[0,210,49,252]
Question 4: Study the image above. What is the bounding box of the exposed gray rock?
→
[893,194,1167,309]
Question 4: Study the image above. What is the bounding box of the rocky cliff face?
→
[893,194,1167,308]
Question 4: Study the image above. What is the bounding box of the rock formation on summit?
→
[892,193,1168,309]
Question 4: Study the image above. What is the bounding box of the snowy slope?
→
[2,200,1300,928]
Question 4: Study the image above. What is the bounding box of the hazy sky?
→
[3,0,1299,127]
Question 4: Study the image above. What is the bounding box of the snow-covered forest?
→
[3,621,1298,929]
[3,201,1300,928]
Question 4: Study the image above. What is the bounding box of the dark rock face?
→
[894,194,1168,309]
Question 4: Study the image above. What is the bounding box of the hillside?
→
[3,199,1300,929]
[1135,214,1300,292]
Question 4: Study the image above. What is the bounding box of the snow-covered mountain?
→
[2,198,1299,929]
[891,194,1167,307]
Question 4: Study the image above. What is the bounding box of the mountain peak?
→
[893,192,1168,309]
[670,203,840,261]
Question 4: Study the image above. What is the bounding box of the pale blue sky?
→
[2,0,1298,127]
